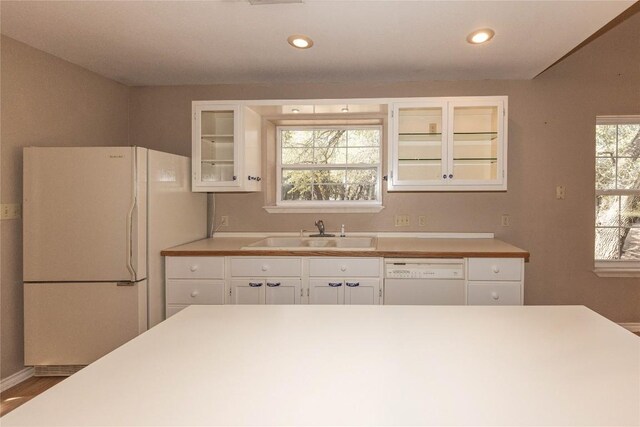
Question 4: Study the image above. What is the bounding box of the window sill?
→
[593,268,640,278]
[263,205,385,214]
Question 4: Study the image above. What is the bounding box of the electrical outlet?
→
[418,215,427,227]
[220,216,229,226]
[556,185,566,200]
[0,203,21,220]
[394,214,410,227]
[501,214,510,227]
[429,123,437,133]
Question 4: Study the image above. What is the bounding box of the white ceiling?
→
[0,1,635,86]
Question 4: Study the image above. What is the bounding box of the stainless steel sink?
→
[242,236,377,251]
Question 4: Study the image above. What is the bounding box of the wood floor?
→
[1,376,65,417]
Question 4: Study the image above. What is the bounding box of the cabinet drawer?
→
[230,258,301,277]
[308,258,381,277]
[467,282,522,305]
[166,280,225,305]
[166,257,224,279]
[467,258,522,281]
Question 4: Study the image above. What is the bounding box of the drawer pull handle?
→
[261,265,269,271]
[249,282,263,287]
[340,265,347,272]
[189,265,198,272]
[190,290,199,298]
[266,282,281,287]
[491,292,500,300]
[346,282,360,287]
[491,266,500,273]
[328,282,342,287]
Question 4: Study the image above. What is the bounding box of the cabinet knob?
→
[190,290,199,298]
[261,264,269,271]
[491,291,500,300]
[448,174,453,179]
[442,174,447,179]
[340,265,347,272]
[491,265,500,273]
[189,265,198,272]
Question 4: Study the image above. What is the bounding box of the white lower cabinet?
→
[166,255,524,310]
[308,258,383,305]
[466,258,524,305]
[229,258,303,305]
[229,278,301,304]
[165,257,226,319]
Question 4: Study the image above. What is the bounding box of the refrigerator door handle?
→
[126,198,136,280]
[126,150,137,281]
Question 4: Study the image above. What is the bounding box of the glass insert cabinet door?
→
[193,104,239,187]
[389,97,506,191]
[448,101,503,185]
[392,102,447,185]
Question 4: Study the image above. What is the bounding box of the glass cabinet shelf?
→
[453,158,498,161]
[201,159,234,163]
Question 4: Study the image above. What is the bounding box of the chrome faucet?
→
[310,219,334,237]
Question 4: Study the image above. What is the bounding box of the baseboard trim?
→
[618,323,640,333]
[0,367,34,392]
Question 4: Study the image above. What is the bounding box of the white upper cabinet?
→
[192,102,262,192]
[388,96,507,191]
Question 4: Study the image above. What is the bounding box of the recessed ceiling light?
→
[288,34,314,49]
[467,28,495,44]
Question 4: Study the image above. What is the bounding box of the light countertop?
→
[161,234,530,260]
[3,305,638,426]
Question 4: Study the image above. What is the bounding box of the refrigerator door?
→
[146,150,206,328]
[24,147,143,282]
[24,281,147,366]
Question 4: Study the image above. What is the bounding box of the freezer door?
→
[24,281,147,366]
[23,147,143,282]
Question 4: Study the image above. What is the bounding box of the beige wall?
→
[130,13,640,322]
[0,36,130,378]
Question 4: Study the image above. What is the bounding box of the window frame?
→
[594,115,640,277]
[275,125,383,209]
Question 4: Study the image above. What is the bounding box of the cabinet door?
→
[309,279,344,305]
[389,101,447,189]
[229,279,266,304]
[192,103,240,190]
[265,279,301,305]
[447,99,505,188]
[344,279,381,305]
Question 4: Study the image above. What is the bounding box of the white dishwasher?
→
[384,259,465,305]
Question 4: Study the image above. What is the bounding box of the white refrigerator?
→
[23,147,206,371]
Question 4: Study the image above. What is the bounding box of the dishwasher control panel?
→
[385,259,464,279]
